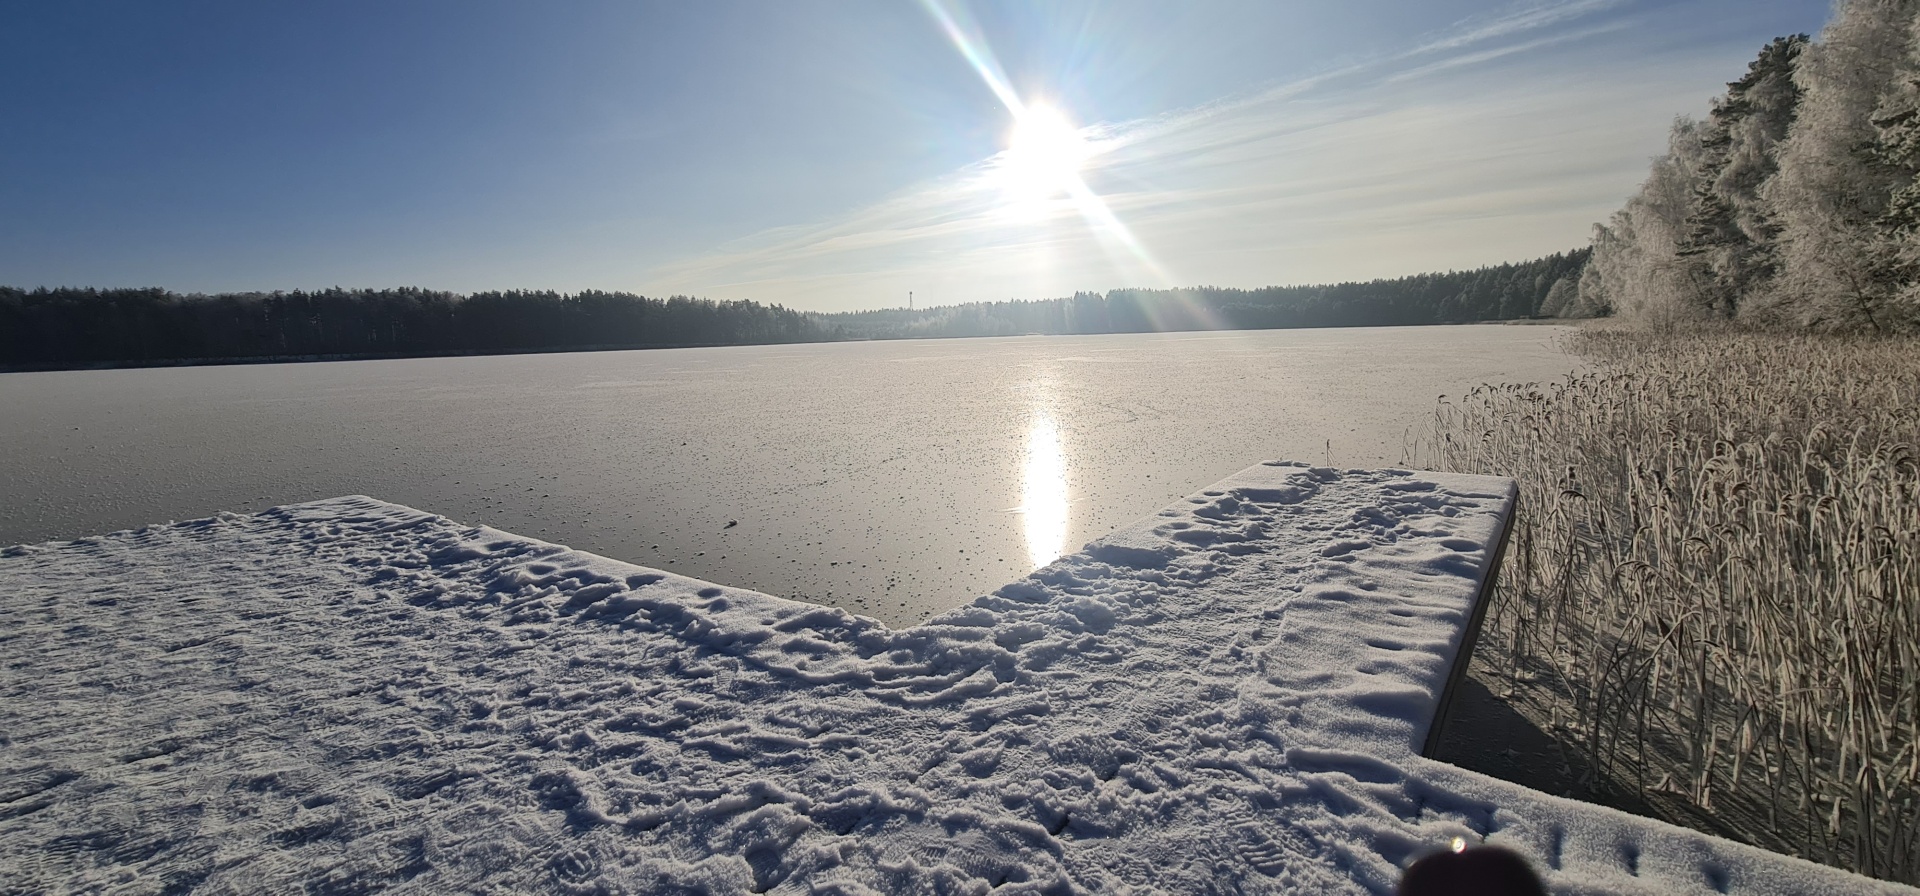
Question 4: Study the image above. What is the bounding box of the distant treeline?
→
[0,287,828,369]
[820,248,1591,340]
[2,248,1589,370]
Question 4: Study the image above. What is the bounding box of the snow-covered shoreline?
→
[1,462,1901,893]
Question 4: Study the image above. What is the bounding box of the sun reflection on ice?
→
[1021,411,1069,568]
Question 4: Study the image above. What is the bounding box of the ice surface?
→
[0,326,1582,625]
[1,463,1898,894]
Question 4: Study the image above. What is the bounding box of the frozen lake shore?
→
[1,462,1896,894]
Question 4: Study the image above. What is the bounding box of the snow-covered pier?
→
[0,462,1903,893]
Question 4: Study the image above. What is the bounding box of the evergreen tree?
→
[1869,16,1920,328]
[0,287,831,368]
[1762,0,1920,330]
[1678,36,1808,319]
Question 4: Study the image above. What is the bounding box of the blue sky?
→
[2,0,1832,311]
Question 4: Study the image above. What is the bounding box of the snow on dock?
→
[0,462,1902,894]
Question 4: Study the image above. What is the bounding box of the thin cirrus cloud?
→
[643,0,1734,313]
[1409,0,1621,55]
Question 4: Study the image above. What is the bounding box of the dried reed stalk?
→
[1417,328,1920,883]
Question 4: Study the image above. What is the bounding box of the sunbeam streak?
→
[915,0,1023,114]
[918,0,1173,287]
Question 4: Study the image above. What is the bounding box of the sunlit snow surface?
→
[0,463,1897,894]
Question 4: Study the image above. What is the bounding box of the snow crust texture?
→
[0,462,1901,895]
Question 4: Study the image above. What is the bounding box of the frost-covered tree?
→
[1677,36,1807,318]
[1538,275,1579,318]
[1762,0,1920,330]
[1867,16,1920,328]
[1582,118,1715,329]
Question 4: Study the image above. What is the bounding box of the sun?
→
[997,103,1091,207]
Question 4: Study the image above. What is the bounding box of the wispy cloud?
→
[1383,19,1636,84]
[643,0,1704,311]
[1405,0,1623,56]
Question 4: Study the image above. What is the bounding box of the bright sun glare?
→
[998,103,1091,208]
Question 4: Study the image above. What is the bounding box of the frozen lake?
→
[0,325,1576,625]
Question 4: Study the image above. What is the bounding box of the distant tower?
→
[909,291,914,311]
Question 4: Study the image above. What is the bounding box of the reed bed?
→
[1418,328,1920,883]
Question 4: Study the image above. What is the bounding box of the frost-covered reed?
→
[1420,329,1920,883]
